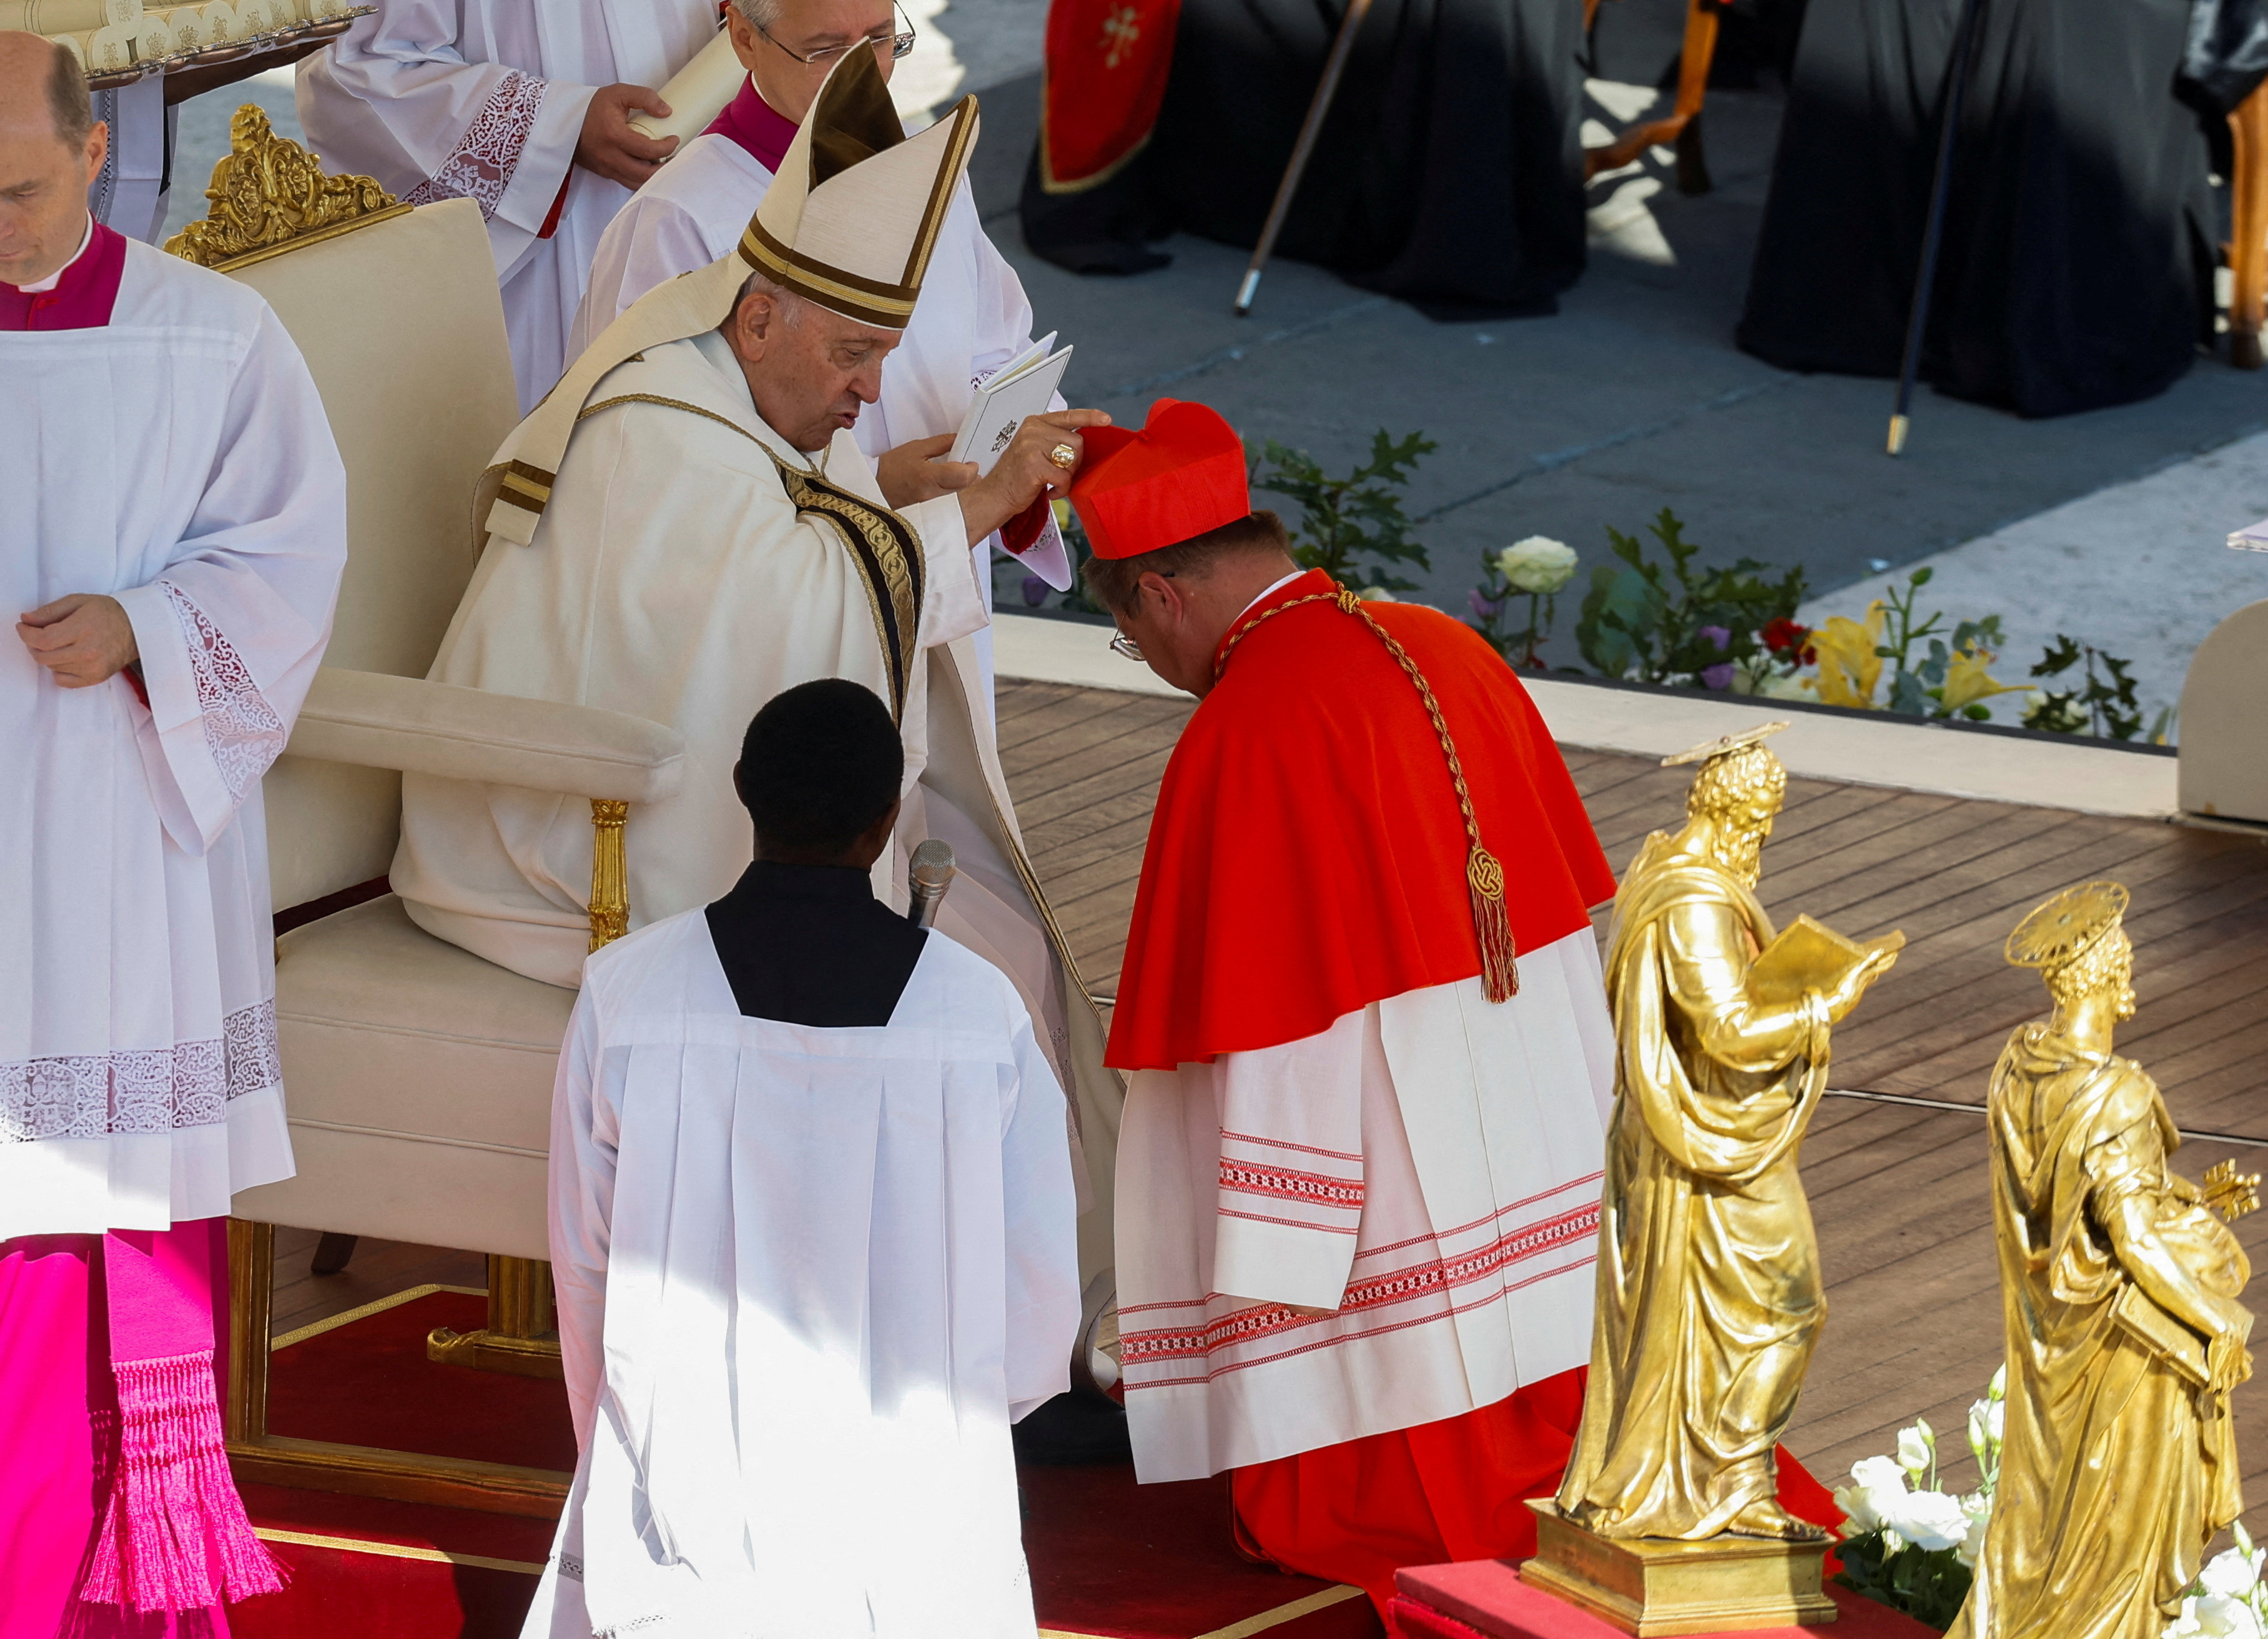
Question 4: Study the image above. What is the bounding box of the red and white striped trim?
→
[1121,1194,1599,1374]
[1218,1157,1365,1210]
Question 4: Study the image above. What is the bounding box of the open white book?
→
[952,334,1073,474]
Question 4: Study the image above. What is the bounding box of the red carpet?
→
[222,1290,1805,1639]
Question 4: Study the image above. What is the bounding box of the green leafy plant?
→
[2023,635,2167,742]
[1573,508,1807,686]
[1250,430,1436,593]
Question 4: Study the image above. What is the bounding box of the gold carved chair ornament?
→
[169,110,686,1514]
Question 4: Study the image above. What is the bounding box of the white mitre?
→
[480,47,978,547]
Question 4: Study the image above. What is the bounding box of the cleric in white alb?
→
[522,680,1080,1638]
[390,50,1126,1243]
[566,0,1072,599]
[2,34,345,1634]
[298,0,718,411]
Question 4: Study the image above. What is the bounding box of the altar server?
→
[569,0,1072,593]
[523,678,1080,1639]
[1079,399,1622,1613]
[1,33,345,1634]
[298,0,718,410]
[392,51,1123,1249]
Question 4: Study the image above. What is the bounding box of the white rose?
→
[2184,1595,2266,1639]
[1496,536,1579,595]
[1355,585,1398,602]
[1877,1487,1971,1552]
[2202,1548,2263,1602]
[1849,1455,1909,1494]
[1958,1492,1991,1568]
[1833,1483,1885,1535]
[1896,1423,1933,1478]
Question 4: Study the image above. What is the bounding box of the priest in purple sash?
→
[1,34,347,1636]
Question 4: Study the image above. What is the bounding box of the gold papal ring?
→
[1047,443,1078,470]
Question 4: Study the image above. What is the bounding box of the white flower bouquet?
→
[2164,1527,2268,1638]
[1832,1369,2003,1630]
[1467,537,1577,669]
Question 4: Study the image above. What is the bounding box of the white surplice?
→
[1113,930,1618,1480]
[521,908,1080,1639]
[566,106,1073,612]
[0,240,346,1237]
[297,0,717,411]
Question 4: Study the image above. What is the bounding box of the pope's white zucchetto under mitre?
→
[480,47,977,546]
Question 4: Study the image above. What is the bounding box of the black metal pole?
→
[1888,0,1987,456]
[1234,0,1376,316]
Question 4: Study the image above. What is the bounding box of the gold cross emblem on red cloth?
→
[1100,6,1140,68]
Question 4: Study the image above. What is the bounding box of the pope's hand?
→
[959,409,1113,547]
[19,593,138,689]
[575,84,678,189]
[877,434,978,509]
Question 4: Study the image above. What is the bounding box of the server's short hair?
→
[46,39,92,149]
[734,679,902,854]
[1079,509,1294,615]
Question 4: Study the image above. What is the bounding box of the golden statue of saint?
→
[1948,883,2254,1639]
[1557,726,1900,1542]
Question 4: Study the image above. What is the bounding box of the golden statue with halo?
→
[1947,883,2255,1639]
[1527,724,1901,1633]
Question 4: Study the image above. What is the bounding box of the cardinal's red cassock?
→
[1103,549,1622,1607]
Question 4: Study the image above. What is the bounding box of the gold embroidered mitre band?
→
[738,47,977,329]
[475,48,978,546]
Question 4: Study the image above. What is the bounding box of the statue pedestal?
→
[1513,1501,1838,1636]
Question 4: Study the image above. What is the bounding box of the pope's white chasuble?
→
[568,112,1074,602]
[297,0,718,411]
[522,908,1080,1638]
[391,333,1117,1221]
[0,242,346,1236]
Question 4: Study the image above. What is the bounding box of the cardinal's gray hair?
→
[729,0,784,32]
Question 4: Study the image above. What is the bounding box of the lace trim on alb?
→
[162,582,286,805]
[402,69,547,221]
[1,999,282,1142]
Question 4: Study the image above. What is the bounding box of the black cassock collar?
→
[704,859,927,1028]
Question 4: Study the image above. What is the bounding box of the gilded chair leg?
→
[225,1218,275,1443]
[427,1255,565,1379]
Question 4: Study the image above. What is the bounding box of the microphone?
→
[906,839,956,929]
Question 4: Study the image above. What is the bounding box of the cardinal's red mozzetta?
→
[1073,400,1837,1613]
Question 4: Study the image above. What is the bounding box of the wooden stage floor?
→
[273,677,2268,1530]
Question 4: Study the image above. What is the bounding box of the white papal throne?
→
[169,109,683,1513]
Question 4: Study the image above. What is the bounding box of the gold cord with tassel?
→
[1215,584,1520,1001]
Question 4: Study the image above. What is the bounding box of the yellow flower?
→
[1939,646,2022,713]
[1811,604,1886,709]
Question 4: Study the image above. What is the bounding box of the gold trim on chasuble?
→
[772,461,925,722]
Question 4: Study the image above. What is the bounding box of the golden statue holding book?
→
[1946,882,2254,1639]
[1527,723,1900,1633]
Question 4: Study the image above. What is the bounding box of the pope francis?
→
[393,51,1124,1263]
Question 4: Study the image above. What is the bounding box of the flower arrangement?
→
[1567,508,1808,688]
[1831,1368,2003,1629]
[1249,430,1437,595]
[1469,536,1580,666]
[2164,1528,2268,1638]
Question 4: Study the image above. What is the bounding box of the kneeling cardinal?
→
[1073,401,1622,1611]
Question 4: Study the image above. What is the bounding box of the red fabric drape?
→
[1105,572,1617,1071]
[1230,1369,1845,1619]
